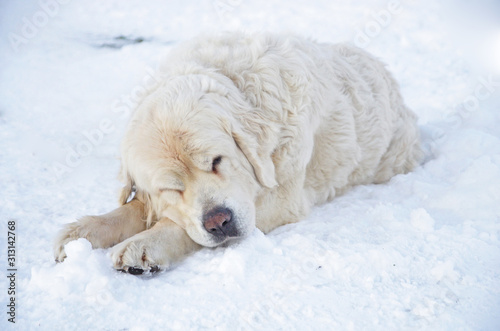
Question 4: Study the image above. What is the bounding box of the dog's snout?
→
[203,207,238,238]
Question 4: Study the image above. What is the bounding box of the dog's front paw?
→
[53,222,83,262]
[110,235,168,275]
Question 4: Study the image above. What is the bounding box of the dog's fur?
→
[54,33,422,273]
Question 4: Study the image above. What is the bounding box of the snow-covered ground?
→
[1,0,500,330]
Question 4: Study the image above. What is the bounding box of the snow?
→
[1,0,500,330]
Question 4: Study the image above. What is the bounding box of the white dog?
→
[54,33,422,274]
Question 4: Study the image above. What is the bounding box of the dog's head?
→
[119,74,277,247]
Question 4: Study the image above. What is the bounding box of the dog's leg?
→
[110,218,201,274]
[54,199,147,262]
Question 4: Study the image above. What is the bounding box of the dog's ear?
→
[196,74,278,189]
[231,125,278,189]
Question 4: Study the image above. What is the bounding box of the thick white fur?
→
[54,33,422,272]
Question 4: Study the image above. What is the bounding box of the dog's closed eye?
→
[212,156,222,173]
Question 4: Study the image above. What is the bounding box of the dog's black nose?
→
[203,207,238,238]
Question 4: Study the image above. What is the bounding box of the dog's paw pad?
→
[149,265,161,273]
[119,265,161,275]
[127,267,145,275]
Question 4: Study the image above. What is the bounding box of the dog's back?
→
[304,42,422,204]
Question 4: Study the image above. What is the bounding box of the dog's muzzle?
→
[202,206,239,240]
